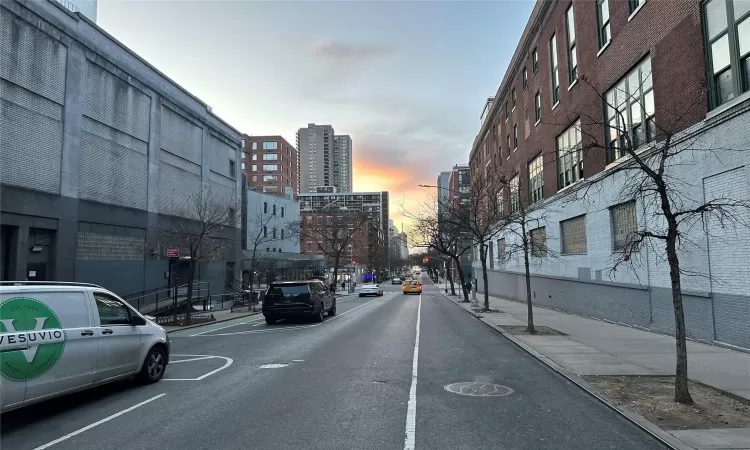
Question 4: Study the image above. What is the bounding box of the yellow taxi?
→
[402,280,422,295]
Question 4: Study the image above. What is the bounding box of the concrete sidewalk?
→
[448,288,750,449]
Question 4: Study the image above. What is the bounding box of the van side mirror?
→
[132,315,147,326]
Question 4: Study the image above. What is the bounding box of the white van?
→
[0,282,171,412]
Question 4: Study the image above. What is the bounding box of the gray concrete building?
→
[0,0,242,299]
[297,123,352,193]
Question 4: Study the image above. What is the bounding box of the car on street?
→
[359,283,383,297]
[0,281,171,413]
[402,280,422,295]
[392,277,402,285]
[263,280,335,324]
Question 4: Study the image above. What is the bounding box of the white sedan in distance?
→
[358,284,384,297]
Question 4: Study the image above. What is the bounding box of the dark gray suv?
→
[262,280,336,325]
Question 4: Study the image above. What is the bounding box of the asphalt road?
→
[1,275,664,450]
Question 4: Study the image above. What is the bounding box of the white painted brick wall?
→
[478,103,750,348]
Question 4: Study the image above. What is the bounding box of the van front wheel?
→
[137,346,166,384]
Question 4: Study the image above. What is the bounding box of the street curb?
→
[166,311,261,334]
[439,290,692,450]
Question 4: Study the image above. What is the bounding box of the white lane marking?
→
[325,299,375,322]
[194,299,377,337]
[33,394,166,450]
[162,354,233,381]
[169,356,215,364]
[404,292,422,450]
[205,323,321,337]
[189,316,265,336]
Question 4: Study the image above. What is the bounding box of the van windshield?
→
[267,284,308,296]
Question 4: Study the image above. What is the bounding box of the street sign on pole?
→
[167,249,179,258]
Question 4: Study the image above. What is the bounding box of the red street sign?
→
[167,249,179,258]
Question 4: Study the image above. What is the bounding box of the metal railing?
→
[125,282,210,315]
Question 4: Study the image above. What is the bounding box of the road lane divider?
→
[404,293,422,450]
[33,394,166,450]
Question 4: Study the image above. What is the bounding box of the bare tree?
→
[438,168,506,311]
[403,200,473,301]
[163,189,237,325]
[560,73,750,404]
[494,174,557,333]
[296,209,371,291]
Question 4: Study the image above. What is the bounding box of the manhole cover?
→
[444,382,514,397]
[259,363,289,369]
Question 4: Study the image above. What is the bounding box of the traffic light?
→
[423,257,429,263]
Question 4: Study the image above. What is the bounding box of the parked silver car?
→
[0,282,170,412]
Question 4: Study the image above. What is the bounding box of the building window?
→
[281,229,285,239]
[561,215,587,254]
[228,208,236,225]
[281,207,285,218]
[513,125,518,150]
[532,47,539,73]
[534,91,541,122]
[252,142,257,150]
[241,162,246,170]
[262,164,278,171]
[509,174,520,213]
[605,57,654,161]
[488,242,495,269]
[522,66,528,89]
[271,228,277,239]
[306,241,313,252]
[263,186,279,193]
[598,0,611,49]
[252,154,257,161]
[550,34,559,104]
[629,0,645,14]
[704,0,750,109]
[272,204,276,216]
[504,101,509,120]
[556,119,584,189]
[263,175,278,182]
[528,154,543,204]
[506,135,511,158]
[512,89,516,109]
[242,152,246,160]
[263,202,268,213]
[251,164,257,172]
[263,141,278,150]
[530,227,547,257]
[611,201,638,252]
[241,139,246,148]
[251,175,257,182]
[263,226,267,237]
[566,5,578,84]
[263,153,279,161]
[497,239,506,262]
[229,160,236,177]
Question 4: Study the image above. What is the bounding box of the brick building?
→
[470,0,750,350]
[242,135,298,197]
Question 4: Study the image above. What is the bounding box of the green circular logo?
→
[0,297,67,382]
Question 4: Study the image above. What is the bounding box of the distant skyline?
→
[98,0,534,233]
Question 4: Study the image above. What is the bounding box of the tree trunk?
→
[454,257,469,302]
[185,259,195,325]
[479,244,489,311]
[666,228,694,405]
[332,254,341,294]
[447,260,456,295]
[522,236,535,333]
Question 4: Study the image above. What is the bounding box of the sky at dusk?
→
[98,0,534,234]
